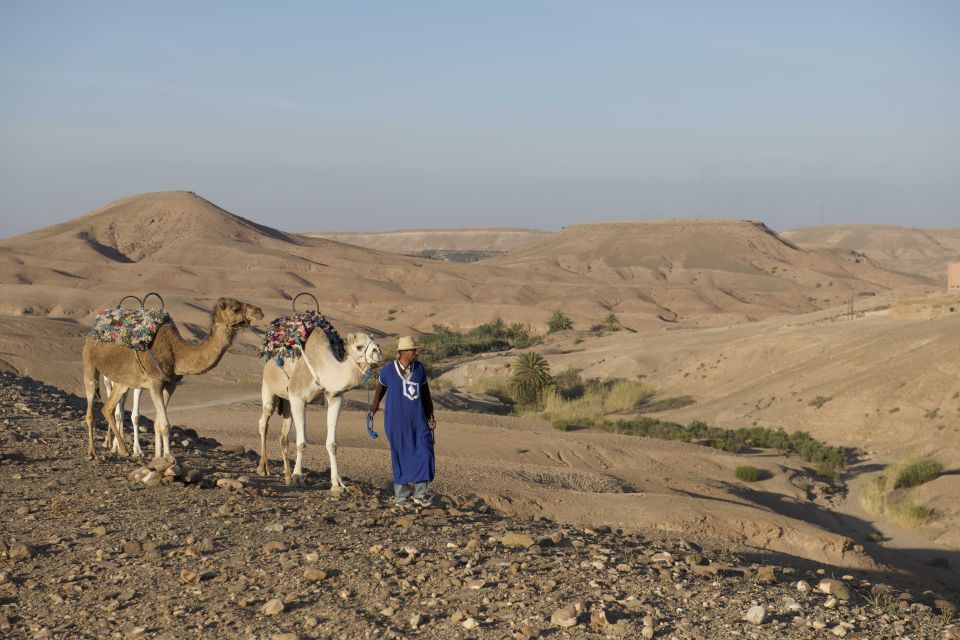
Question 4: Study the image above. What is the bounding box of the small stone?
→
[409,613,424,629]
[831,625,848,637]
[381,607,395,617]
[501,533,535,549]
[179,570,200,584]
[9,542,34,560]
[0,571,10,585]
[465,578,486,590]
[216,478,244,491]
[754,566,777,583]
[262,541,288,555]
[271,634,298,640]
[796,580,812,593]
[304,551,320,562]
[743,605,766,625]
[303,568,328,582]
[91,526,107,537]
[261,598,285,615]
[818,578,852,601]
[824,596,838,609]
[461,617,479,630]
[551,604,578,628]
[184,469,203,484]
[122,541,142,555]
[642,626,655,639]
[590,608,612,628]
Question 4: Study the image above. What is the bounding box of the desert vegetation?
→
[417,319,536,362]
[860,456,942,529]
[546,310,574,333]
[735,465,766,482]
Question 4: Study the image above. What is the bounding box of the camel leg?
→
[110,388,126,453]
[101,383,130,457]
[280,401,294,485]
[153,384,175,458]
[257,385,276,476]
[130,388,143,458]
[289,396,308,488]
[325,393,345,492]
[83,363,99,460]
[146,381,172,458]
[102,377,115,448]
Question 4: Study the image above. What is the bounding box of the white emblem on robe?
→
[403,380,420,400]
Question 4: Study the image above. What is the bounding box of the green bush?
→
[416,319,537,362]
[547,310,574,333]
[894,459,943,489]
[603,417,848,478]
[735,465,762,482]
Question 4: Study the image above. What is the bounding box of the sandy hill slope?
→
[783,224,960,280]
[306,228,548,255]
[486,220,934,324]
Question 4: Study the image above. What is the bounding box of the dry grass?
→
[542,379,653,427]
[466,375,513,400]
[860,457,939,529]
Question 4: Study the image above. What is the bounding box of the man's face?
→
[398,348,418,365]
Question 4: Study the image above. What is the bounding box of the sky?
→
[1,1,958,238]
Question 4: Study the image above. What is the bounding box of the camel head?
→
[346,332,382,369]
[213,297,264,329]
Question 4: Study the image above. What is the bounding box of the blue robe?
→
[379,360,435,484]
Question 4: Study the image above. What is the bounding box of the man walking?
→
[369,336,436,508]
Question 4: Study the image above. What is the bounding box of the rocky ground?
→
[1,372,958,639]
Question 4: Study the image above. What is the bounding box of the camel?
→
[257,330,381,490]
[83,297,263,459]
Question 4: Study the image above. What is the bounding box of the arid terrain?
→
[1,191,959,638]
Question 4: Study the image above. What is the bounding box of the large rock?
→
[501,533,535,549]
[551,604,578,628]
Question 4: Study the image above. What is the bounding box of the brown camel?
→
[83,297,263,459]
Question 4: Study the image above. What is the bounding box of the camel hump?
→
[258,310,345,365]
[89,307,173,351]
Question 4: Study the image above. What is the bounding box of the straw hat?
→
[396,336,418,352]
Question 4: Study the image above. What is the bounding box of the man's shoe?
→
[412,495,433,507]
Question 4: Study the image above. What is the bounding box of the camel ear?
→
[347,333,355,342]
[216,297,228,309]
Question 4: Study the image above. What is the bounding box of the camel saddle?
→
[259,310,345,365]
[89,308,173,351]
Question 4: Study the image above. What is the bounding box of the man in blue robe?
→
[369,336,436,508]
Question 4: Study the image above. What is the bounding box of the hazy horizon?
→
[2,1,958,238]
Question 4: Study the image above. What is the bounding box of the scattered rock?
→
[501,533,535,549]
[743,605,766,625]
[216,478,245,491]
[260,598,285,616]
[818,578,852,601]
[262,541,288,555]
[551,604,578,628]
[303,568,328,582]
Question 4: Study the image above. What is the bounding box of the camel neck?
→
[172,322,237,375]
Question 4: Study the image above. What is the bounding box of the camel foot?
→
[289,473,305,488]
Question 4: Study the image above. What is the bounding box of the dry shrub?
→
[860,457,939,529]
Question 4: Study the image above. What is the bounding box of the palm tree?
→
[547,310,574,333]
[511,351,552,407]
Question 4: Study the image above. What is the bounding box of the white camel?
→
[257,331,381,489]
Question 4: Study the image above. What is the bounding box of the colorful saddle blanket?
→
[89,308,173,351]
[259,310,345,365]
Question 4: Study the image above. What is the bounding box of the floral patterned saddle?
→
[258,310,345,366]
[89,308,173,351]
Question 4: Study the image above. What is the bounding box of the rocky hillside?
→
[1,373,957,639]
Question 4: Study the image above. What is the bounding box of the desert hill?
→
[1,194,939,338]
[783,224,960,280]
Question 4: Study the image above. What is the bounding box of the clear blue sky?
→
[1,1,957,237]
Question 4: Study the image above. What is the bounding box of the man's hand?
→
[428,416,437,430]
[370,406,379,417]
